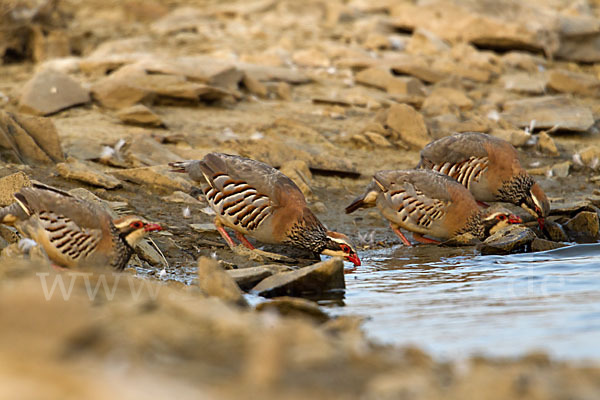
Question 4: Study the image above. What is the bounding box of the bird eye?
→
[130,221,144,229]
[497,215,507,221]
[340,244,349,253]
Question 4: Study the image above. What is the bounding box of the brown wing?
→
[419,132,495,166]
[375,171,449,230]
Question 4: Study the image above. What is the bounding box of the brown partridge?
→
[169,153,361,266]
[0,183,162,269]
[418,132,550,228]
[345,169,522,246]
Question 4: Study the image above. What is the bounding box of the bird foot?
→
[390,224,413,247]
[235,231,255,250]
[412,233,441,245]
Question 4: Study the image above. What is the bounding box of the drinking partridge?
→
[169,153,361,266]
[0,183,162,269]
[418,132,550,228]
[345,169,522,246]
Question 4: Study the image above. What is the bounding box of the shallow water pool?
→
[331,243,600,361]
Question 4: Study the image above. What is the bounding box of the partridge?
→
[418,132,550,227]
[0,183,162,269]
[169,153,361,266]
[345,169,522,245]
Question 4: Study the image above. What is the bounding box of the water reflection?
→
[333,243,600,361]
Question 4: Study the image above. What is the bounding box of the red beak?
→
[347,253,361,267]
[144,223,163,232]
[508,214,522,224]
[537,218,545,231]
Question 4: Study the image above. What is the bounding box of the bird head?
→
[519,182,550,230]
[480,207,522,237]
[321,231,361,266]
[113,215,163,247]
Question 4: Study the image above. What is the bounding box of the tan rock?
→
[0,172,31,206]
[386,104,431,149]
[197,256,248,307]
[363,33,391,50]
[578,146,600,168]
[547,69,600,97]
[275,82,292,100]
[502,51,547,72]
[19,69,90,116]
[422,87,473,115]
[111,165,192,192]
[238,63,311,84]
[537,132,559,156]
[388,1,558,56]
[56,157,122,190]
[91,65,155,109]
[491,129,531,147]
[387,56,445,83]
[355,67,395,91]
[387,77,425,96]
[292,49,330,68]
[406,28,450,55]
[117,104,164,127]
[500,73,547,94]
[501,95,594,132]
[30,28,70,62]
[363,131,394,148]
[242,74,268,98]
[0,112,64,165]
[551,161,571,178]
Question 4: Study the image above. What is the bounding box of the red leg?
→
[235,231,255,250]
[214,220,236,248]
[390,224,412,247]
[477,200,489,208]
[412,232,441,245]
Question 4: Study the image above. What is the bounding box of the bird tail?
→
[168,161,193,173]
[345,182,380,214]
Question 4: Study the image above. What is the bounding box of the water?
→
[332,243,600,361]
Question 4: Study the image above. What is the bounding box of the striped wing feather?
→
[37,210,103,261]
[381,184,447,229]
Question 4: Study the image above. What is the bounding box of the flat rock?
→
[117,105,164,127]
[0,111,64,165]
[501,96,594,132]
[135,239,168,268]
[385,56,446,83]
[137,57,244,90]
[227,265,291,292]
[386,103,431,149]
[91,64,234,110]
[121,136,182,167]
[255,296,330,324]
[0,172,31,206]
[111,165,192,192]
[550,161,571,178]
[237,63,311,84]
[480,225,537,255]
[547,69,600,97]
[162,191,202,204]
[421,87,473,115]
[19,69,90,116]
[500,73,547,94]
[531,238,567,252]
[578,146,600,168]
[56,157,122,189]
[197,256,248,307]
[388,1,557,55]
[251,258,345,298]
[556,31,600,63]
[292,49,330,68]
[564,211,599,243]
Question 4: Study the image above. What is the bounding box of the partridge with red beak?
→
[170,153,361,266]
[418,132,550,228]
[0,183,162,269]
[346,169,522,246]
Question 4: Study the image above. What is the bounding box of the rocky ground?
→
[2,0,600,398]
